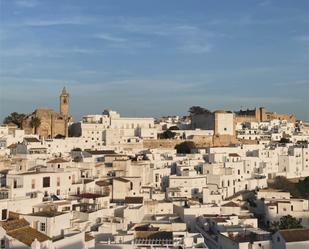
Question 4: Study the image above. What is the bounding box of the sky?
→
[0,0,308,121]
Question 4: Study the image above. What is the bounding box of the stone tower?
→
[60,86,69,116]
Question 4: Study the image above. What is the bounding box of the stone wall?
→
[270,113,296,123]
[143,135,240,149]
[23,108,68,138]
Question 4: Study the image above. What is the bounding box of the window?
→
[57,177,60,187]
[31,179,36,189]
[62,206,70,211]
[0,239,4,248]
[155,174,159,182]
[42,177,50,188]
[40,223,46,232]
[13,179,17,189]
[1,209,7,220]
[57,189,60,195]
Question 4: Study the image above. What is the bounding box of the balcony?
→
[13,184,23,189]
[0,191,9,200]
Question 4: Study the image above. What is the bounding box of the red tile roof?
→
[125,196,143,204]
[280,228,309,242]
[72,193,105,199]
[47,158,69,164]
[221,201,240,207]
[113,177,130,183]
[95,180,111,187]
[228,153,240,157]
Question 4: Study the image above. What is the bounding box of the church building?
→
[23,87,72,139]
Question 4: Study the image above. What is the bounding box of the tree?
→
[271,215,302,231]
[175,141,196,154]
[279,137,290,143]
[296,177,309,198]
[270,221,280,232]
[269,176,300,197]
[72,148,82,151]
[30,117,41,134]
[160,130,176,139]
[3,112,26,128]
[169,126,179,130]
[188,106,212,116]
[54,134,65,139]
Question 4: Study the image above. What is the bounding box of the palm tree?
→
[30,117,41,134]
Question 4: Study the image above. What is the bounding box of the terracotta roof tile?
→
[280,228,309,242]
[1,218,29,232]
[113,177,130,183]
[47,158,69,164]
[7,226,50,246]
[24,137,40,143]
[228,153,240,157]
[85,233,95,242]
[95,180,111,187]
[221,201,240,207]
[125,196,143,204]
[72,193,105,199]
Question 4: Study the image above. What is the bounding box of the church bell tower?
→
[60,86,69,116]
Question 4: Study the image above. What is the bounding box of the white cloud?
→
[209,95,301,104]
[0,46,104,58]
[95,33,127,43]
[296,35,309,42]
[14,0,38,8]
[258,0,271,7]
[111,18,217,54]
[273,80,309,87]
[178,43,212,54]
[23,17,91,27]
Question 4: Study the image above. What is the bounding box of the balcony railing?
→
[13,184,23,189]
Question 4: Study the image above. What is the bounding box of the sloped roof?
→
[95,180,111,187]
[221,201,240,207]
[7,226,50,246]
[28,211,64,218]
[85,150,117,155]
[1,218,29,232]
[72,193,105,199]
[125,196,143,204]
[113,177,130,183]
[24,137,40,143]
[1,217,50,246]
[85,233,95,242]
[7,143,17,149]
[135,231,173,240]
[228,153,240,157]
[47,158,69,164]
[280,228,309,242]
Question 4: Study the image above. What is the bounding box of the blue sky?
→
[0,0,308,121]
